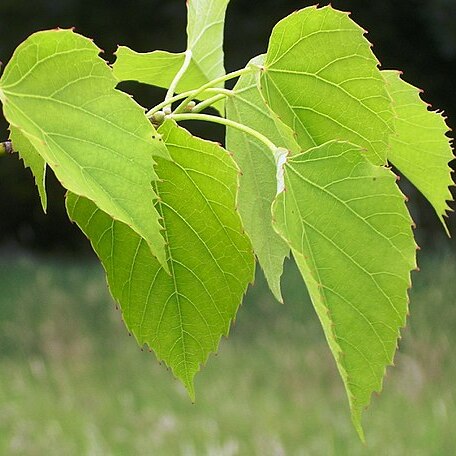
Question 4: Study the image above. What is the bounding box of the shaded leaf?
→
[273,140,416,438]
[0,30,169,267]
[383,70,454,231]
[67,120,254,397]
[226,55,299,302]
[261,5,393,164]
[9,126,47,212]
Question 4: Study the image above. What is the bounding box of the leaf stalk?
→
[169,113,277,152]
[164,49,193,106]
[191,93,230,113]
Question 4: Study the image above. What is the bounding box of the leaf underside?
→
[67,121,255,398]
[226,55,300,302]
[0,29,169,268]
[261,5,393,164]
[273,140,417,438]
[113,0,229,112]
[383,70,454,231]
[186,0,229,84]
[113,48,207,92]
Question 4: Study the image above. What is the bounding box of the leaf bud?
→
[185,101,196,112]
[152,110,166,125]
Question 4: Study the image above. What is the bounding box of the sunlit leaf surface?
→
[383,70,454,231]
[67,121,254,397]
[273,140,417,437]
[0,30,169,267]
[261,5,393,164]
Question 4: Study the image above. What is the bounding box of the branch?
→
[0,141,13,155]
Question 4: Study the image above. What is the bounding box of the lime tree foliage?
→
[0,1,453,439]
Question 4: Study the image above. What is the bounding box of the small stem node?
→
[150,110,166,126]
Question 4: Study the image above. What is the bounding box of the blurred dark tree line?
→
[0,0,455,254]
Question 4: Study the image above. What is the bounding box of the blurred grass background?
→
[0,248,455,455]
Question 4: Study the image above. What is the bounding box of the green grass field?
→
[0,249,455,455]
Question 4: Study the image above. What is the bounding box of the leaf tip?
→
[184,380,196,403]
[351,409,366,443]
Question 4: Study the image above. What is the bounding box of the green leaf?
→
[383,70,454,231]
[9,126,47,212]
[113,0,230,111]
[226,55,299,302]
[273,140,416,438]
[66,120,254,397]
[0,29,169,268]
[261,5,393,164]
